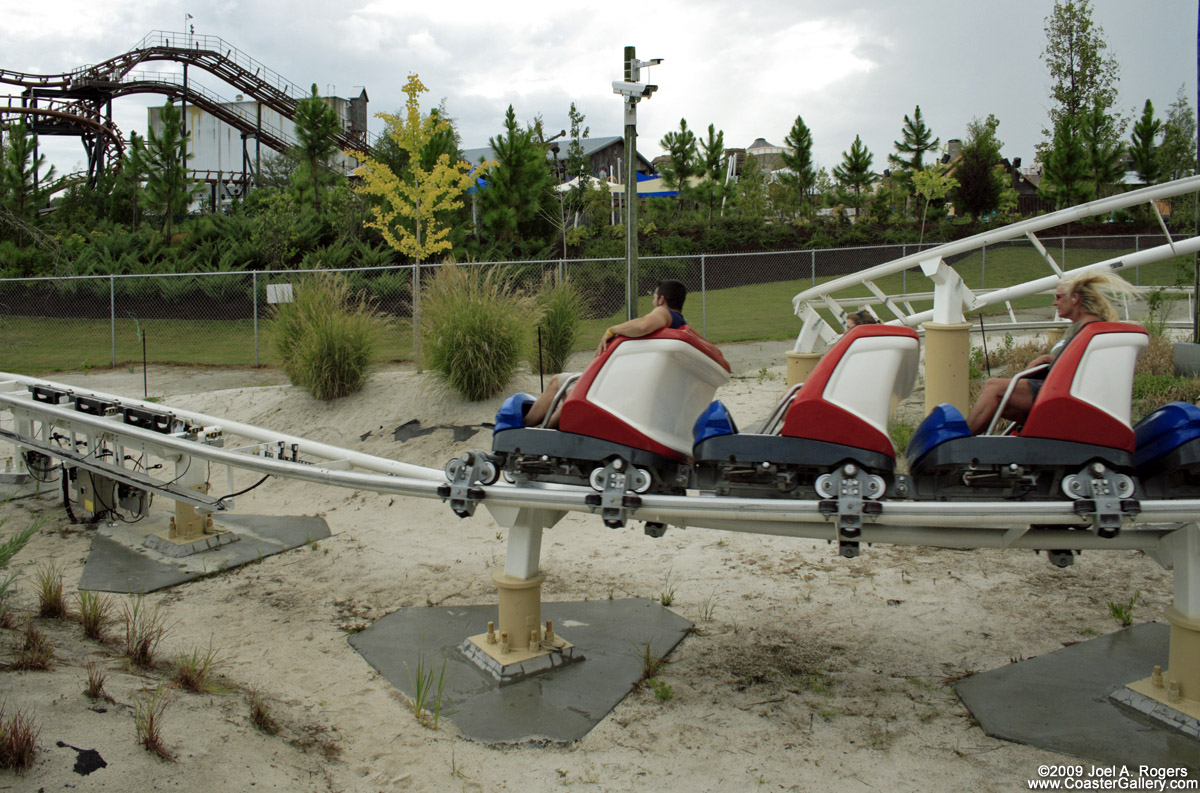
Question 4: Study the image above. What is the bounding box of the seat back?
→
[780,325,920,459]
[560,327,731,459]
[1021,322,1148,452]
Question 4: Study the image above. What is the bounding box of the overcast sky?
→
[5,0,1196,180]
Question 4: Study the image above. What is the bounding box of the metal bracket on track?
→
[584,458,647,529]
[816,463,886,543]
[439,451,498,518]
[1062,462,1139,539]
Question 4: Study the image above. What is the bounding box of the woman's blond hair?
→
[1059,271,1140,323]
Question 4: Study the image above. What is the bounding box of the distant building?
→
[461,135,654,183]
[148,89,369,179]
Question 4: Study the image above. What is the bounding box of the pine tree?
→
[1129,99,1163,185]
[1081,99,1124,198]
[889,106,940,172]
[832,135,875,213]
[693,123,727,221]
[132,99,201,238]
[0,119,56,246]
[478,105,554,253]
[1159,86,1197,182]
[952,115,1006,219]
[780,115,816,215]
[658,119,699,196]
[1040,116,1091,208]
[291,83,342,214]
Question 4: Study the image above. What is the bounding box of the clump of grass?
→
[0,702,39,771]
[268,272,387,400]
[76,591,112,641]
[404,654,451,729]
[134,684,173,761]
[531,274,583,375]
[648,678,674,702]
[12,618,54,670]
[173,640,220,692]
[122,595,170,668]
[248,689,280,735]
[421,264,533,401]
[0,519,40,626]
[635,641,666,682]
[1108,590,1141,628]
[658,570,678,607]
[33,562,66,619]
[84,658,114,702]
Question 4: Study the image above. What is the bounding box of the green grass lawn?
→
[1,242,1188,374]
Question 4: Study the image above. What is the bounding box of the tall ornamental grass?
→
[421,265,532,401]
[268,273,387,400]
[530,275,584,375]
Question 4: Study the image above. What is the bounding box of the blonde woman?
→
[965,271,1138,434]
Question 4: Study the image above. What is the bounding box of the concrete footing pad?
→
[956,623,1199,772]
[77,512,331,594]
[350,598,692,744]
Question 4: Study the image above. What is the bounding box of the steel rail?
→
[1,374,1193,553]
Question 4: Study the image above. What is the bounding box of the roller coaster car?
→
[1133,401,1200,498]
[905,322,1148,537]
[490,327,731,499]
[691,325,921,502]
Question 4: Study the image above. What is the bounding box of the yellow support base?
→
[922,320,974,416]
[785,351,822,388]
[493,571,545,652]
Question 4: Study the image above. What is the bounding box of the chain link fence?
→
[0,234,1190,373]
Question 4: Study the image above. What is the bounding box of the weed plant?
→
[635,641,666,682]
[1108,591,1141,628]
[0,517,39,624]
[76,591,112,640]
[420,264,533,401]
[174,640,220,692]
[531,275,583,375]
[12,618,54,670]
[34,561,66,619]
[648,678,674,702]
[0,703,39,771]
[405,654,451,729]
[84,659,114,702]
[248,689,280,735]
[122,595,170,668]
[134,684,173,760]
[268,272,386,400]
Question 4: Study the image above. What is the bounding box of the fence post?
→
[902,244,907,292]
[1135,235,1140,286]
[810,250,815,287]
[253,271,259,367]
[700,254,707,337]
[1061,237,1066,269]
[412,264,422,368]
[110,276,116,368]
[981,243,986,289]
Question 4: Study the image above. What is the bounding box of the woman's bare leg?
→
[524,374,561,427]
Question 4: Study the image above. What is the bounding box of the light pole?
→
[613,47,661,321]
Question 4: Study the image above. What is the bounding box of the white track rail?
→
[791,175,1200,352]
[1,373,1195,555]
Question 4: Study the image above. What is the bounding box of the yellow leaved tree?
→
[349,74,492,363]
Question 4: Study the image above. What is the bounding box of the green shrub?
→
[531,276,583,375]
[268,273,387,400]
[421,264,532,401]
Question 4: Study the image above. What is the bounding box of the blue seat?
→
[906,403,971,465]
[494,393,536,433]
[1133,401,1200,469]
[692,400,737,446]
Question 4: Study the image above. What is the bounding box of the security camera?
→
[612,81,658,99]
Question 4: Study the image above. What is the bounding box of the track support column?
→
[920,257,973,415]
[1129,524,1200,720]
[489,506,565,651]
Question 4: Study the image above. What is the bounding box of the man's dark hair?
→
[655,280,686,311]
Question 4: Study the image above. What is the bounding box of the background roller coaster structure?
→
[0,30,371,190]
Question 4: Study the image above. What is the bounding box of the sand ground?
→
[0,339,1183,792]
